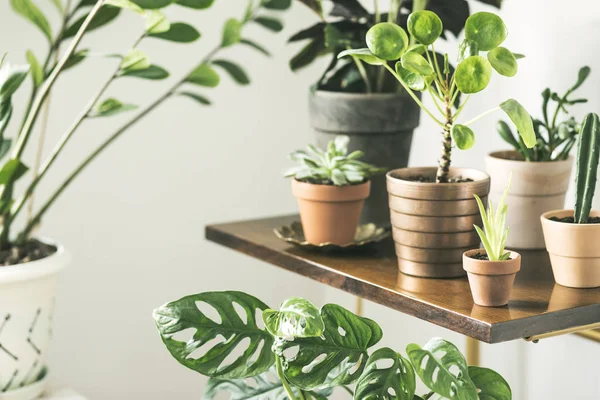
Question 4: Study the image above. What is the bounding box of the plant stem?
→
[463,106,500,126]
[350,54,372,93]
[374,0,380,23]
[423,392,435,400]
[276,357,298,400]
[436,97,454,183]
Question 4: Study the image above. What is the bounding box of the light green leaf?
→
[63,6,121,39]
[452,124,476,150]
[406,44,426,55]
[131,0,173,8]
[0,63,30,99]
[465,12,507,51]
[63,49,89,71]
[455,55,492,94]
[26,51,43,88]
[254,16,283,32]
[366,22,408,61]
[407,10,443,46]
[212,60,249,85]
[0,158,29,185]
[91,98,137,117]
[120,64,169,80]
[145,10,170,33]
[469,366,512,400]
[178,91,211,105]
[106,0,144,12]
[354,348,416,400]
[50,0,63,13]
[570,66,591,92]
[149,22,200,42]
[240,38,271,56]
[487,47,517,77]
[499,99,535,148]
[222,18,243,47]
[263,297,324,338]
[10,0,53,42]
[175,0,214,9]
[396,63,427,91]
[186,64,220,87]
[401,51,434,77]
[338,49,384,66]
[153,291,275,379]
[119,49,150,72]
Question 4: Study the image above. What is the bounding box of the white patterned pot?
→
[0,241,69,399]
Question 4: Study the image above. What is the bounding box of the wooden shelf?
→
[205,214,600,344]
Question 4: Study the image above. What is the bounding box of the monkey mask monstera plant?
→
[154,291,512,399]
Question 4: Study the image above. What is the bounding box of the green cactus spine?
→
[574,113,600,223]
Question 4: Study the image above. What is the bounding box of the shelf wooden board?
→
[205,214,600,344]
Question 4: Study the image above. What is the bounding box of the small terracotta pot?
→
[541,209,600,288]
[292,179,370,245]
[463,249,521,307]
[486,151,573,249]
[387,167,490,278]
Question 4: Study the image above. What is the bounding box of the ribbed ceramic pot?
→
[541,209,600,288]
[0,241,69,400]
[463,249,521,307]
[486,151,573,249]
[387,167,490,278]
[309,91,420,227]
[292,179,370,245]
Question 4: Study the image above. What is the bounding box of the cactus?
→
[574,113,600,223]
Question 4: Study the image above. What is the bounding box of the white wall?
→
[1,0,600,399]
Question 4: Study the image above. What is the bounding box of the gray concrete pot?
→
[309,90,421,226]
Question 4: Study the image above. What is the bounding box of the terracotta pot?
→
[387,167,490,278]
[486,151,573,249]
[463,249,521,307]
[292,179,370,245]
[541,209,600,288]
[309,91,420,227]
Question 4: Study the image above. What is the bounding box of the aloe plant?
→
[153,291,512,400]
[574,113,600,224]
[473,177,511,261]
[339,10,535,183]
[285,135,385,185]
[498,66,591,161]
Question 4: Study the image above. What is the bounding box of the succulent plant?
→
[285,136,385,186]
[473,176,511,261]
[574,113,600,223]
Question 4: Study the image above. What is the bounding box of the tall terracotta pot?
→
[486,151,573,249]
[387,167,490,278]
[309,91,420,227]
[292,179,370,245]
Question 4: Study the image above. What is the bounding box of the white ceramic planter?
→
[486,151,573,249]
[0,241,69,400]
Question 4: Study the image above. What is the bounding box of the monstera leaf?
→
[278,304,382,390]
[204,369,289,400]
[153,291,275,379]
[263,297,324,339]
[406,338,477,400]
[354,347,416,400]
[468,366,512,400]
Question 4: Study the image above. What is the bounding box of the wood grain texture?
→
[205,215,600,344]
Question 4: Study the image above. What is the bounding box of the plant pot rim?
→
[310,90,406,100]
[463,249,521,275]
[487,150,573,164]
[386,167,490,186]
[541,209,600,227]
[0,237,69,285]
[292,177,370,187]
[292,178,370,203]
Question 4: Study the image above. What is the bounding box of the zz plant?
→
[285,135,385,185]
[153,291,512,400]
[340,10,535,183]
[573,113,600,224]
[0,0,288,253]
[473,177,511,261]
[498,66,591,161]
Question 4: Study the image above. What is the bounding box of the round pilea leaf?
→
[396,62,428,91]
[455,55,492,94]
[366,22,409,61]
[487,46,518,77]
[407,10,443,45]
[451,124,476,150]
[465,12,507,51]
[401,51,434,77]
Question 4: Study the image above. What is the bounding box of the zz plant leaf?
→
[153,291,276,379]
[354,347,416,400]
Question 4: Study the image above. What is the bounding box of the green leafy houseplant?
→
[0,0,289,258]
[340,10,535,183]
[497,66,591,162]
[291,0,502,93]
[153,291,512,399]
[473,177,511,261]
[285,135,385,185]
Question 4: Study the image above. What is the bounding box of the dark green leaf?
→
[212,60,249,85]
[10,0,53,42]
[63,6,121,39]
[354,347,416,400]
[366,22,408,60]
[288,22,324,42]
[324,24,350,48]
[452,124,476,150]
[175,0,214,8]
[263,0,292,10]
[570,66,591,93]
[297,0,323,17]
[330,0,368,18]
[500,99,536,148]
[464,12,507,51]
[91,98,137,117]
[0,103,13,139]
[455,55,492,94]
[0,64,30,99]
[240,38,271,56]
[263,297,324,338]
[63,49,89,71]
[149,22,200,42]
[487,46,517,77]
[25,50,43,88]
[0,139,12,161]
[131,0,173,8]
[468,366,512,400]
[407,10,443,45]
[186,64,220,87]
[178,91,211,105]
[0,159,29,185]
[107,0,144,12]
[121,64,169,80]
[291,37,326,71]
[496,120,519,149]
[222,18,243,47]
[254,16,283,32]
[153,291,275,379]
